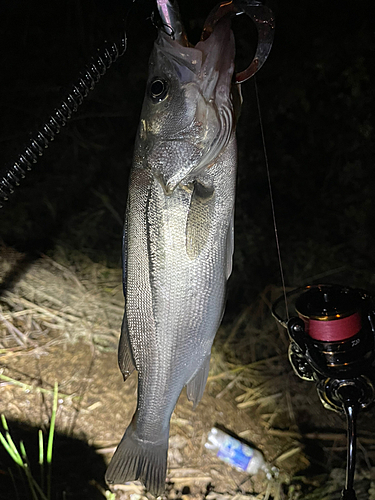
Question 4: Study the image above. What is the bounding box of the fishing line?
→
[253,76,289,321]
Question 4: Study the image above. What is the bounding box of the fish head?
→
[135,18,237,194]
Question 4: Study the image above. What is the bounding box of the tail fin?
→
[105,427,168,496]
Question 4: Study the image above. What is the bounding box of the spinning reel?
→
[273,284,375,500]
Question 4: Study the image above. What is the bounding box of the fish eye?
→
[149,78,168,103]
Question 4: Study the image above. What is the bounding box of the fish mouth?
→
[158,20,235,192]
[156,3,235,103]
[155,14,236,125]
[149,2,236,194]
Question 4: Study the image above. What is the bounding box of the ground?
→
[1,247,375,500]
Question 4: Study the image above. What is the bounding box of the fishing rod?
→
[272,284,375,499]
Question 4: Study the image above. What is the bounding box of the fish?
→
[105,9,239,497]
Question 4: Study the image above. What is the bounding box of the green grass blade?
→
[22,464,39,500]
[47,381,58,500]
[0,416,24,468]
[19,440,28,461]
[1,414,51,500]
[38,430,44,465]
[1,385,58,500]
[29,474,49,500]
[1,415,24,464]
[20,443,49,500]
[5,430,24,464]
[46,381,58,464]
[1,414,9,431]
[0,374,78,400]
[0,431,23,466]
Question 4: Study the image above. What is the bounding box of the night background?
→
[0,0,374,308]
[0,0,374,498]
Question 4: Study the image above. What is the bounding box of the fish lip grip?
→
[202,0,275,83]
[155,0,275,83]
[273,283,375,500]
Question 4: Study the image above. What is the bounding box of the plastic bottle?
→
[205,427,277,479]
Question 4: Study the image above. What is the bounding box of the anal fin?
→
[186,354,211,409]
[118,315,136,381]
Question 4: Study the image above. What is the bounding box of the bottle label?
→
[216,435,254,471]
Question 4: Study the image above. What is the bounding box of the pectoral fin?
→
[186,354,211,408]
[118,316,136,381]
[186,181,214,259]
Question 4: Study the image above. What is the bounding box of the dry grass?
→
[0,245,304,498]
[0,245,123,353]
[2,245,375,499]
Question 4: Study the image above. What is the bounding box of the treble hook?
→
[202,0,275,83]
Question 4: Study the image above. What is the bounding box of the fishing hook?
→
[0,31,127,207]
[155,0,188,45]
[202,0,275,83]
[150,10,176,40]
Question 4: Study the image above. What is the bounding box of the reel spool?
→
[273,284,375,500]
[273,284,375,411]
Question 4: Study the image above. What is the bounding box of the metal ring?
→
[202,0,275,83]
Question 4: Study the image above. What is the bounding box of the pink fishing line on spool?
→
[295,284,365,342]
[303,313,362,341]
[279,284,375,499]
